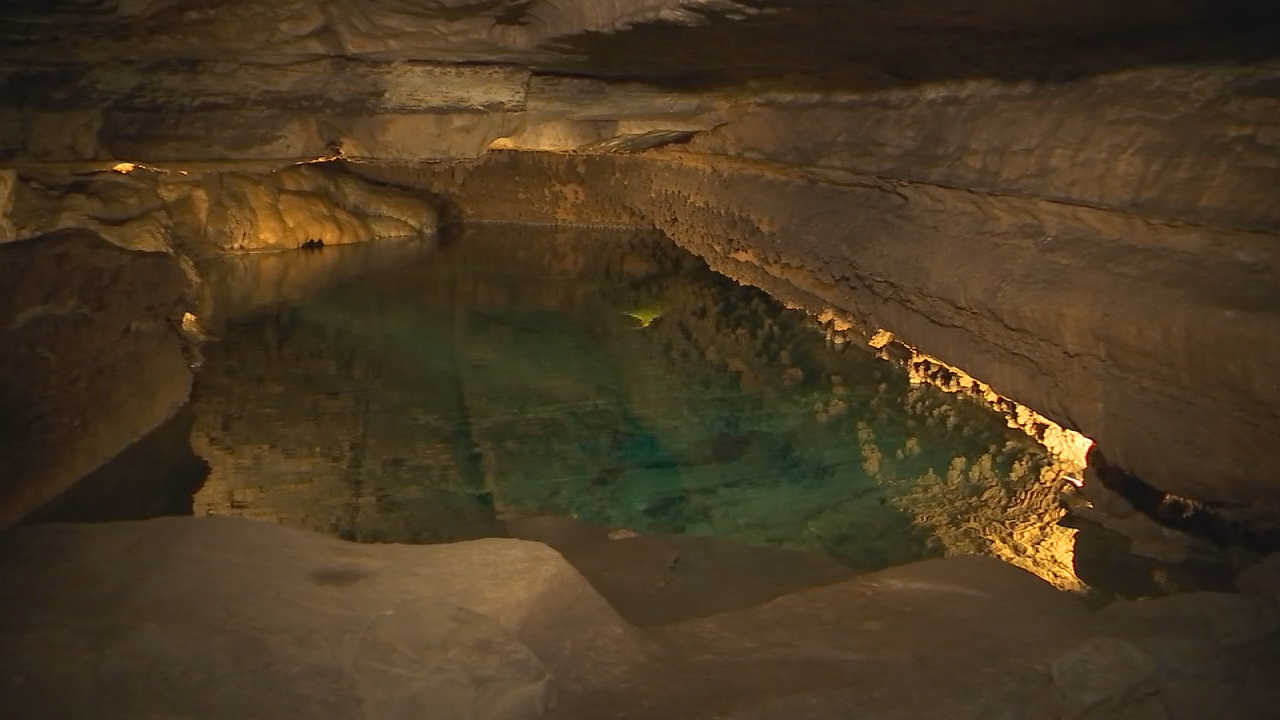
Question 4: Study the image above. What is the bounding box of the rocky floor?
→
[1,516,1277,720]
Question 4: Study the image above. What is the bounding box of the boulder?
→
[0,228,192,527]
[0,516,641,719]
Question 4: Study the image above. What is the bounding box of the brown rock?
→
[1236,553,1280,598]
[0,228,192,527]
[1051,637,1156,708]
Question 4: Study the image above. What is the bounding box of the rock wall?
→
[687,64,1280,232]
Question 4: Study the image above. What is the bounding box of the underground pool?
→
[186,222,1083,591]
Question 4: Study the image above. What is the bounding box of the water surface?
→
[191,224,1075,582]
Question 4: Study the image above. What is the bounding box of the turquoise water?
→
[191,224,1063,572]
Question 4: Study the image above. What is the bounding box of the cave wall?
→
[1,0,1279,522]
[685,65,1280,233]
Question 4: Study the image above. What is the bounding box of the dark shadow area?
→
[536,0,1280,91]
[1066,516,1238,605]
[1062,445,1280,603]
[1089,446,1280,553]
[23,405,209,524]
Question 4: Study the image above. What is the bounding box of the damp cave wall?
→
[0,0,1279,525]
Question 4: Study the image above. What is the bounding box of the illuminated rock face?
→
[0,1,1279,522]
[7,165,437,253]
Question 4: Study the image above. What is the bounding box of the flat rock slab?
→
[566,555,1091,720]
[506,515,857,626]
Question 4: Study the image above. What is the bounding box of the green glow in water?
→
[191,224,1067,576]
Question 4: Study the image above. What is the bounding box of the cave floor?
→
[2,516,1277,720]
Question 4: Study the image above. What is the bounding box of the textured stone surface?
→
[1077,592,1280,720]
[1237,553,1280,598]
[0,169,14,240]
[1051,637,1156,708]
[0,517,1087,720]
[0,0,763,63]
[1,0,1274,81]
[686,62,1280,233]
[1097,592,1280,649]
[573,554,1091,719]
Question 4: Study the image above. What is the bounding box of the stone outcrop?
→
[0,61,530,164]
[0,165,438,524]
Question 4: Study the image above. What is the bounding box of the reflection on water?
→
[191,224,1080,585]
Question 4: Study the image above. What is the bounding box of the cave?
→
[2,1,1280,718]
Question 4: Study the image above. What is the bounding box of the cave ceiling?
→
[1,0,1278,90]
